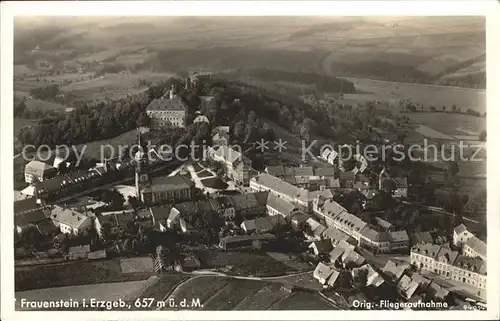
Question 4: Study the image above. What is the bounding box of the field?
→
[415,125,455,140]
[15,259,152,291]
[163,276,336,310]
[404,112,486,137]
[130,274,189,302]
[24,98,67,111]
[59,72,176,101]
[16,280,148,310]
[75,129,138,161]
[344,78,486,112]
[269,291,334,310]
[120,257,155,273]
[196,250,295,277]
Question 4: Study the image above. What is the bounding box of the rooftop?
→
[410,231,434,245]
[334,211,367,233]
[383,260,410,281]
[50,206,90,229]
[251,173,309,202]
[150,174,194,193]
[25,160,55,177]
[360,226,391,243]
[14,197,43,215]
[309,239,334,254]
[389,230,410,243]
[146,96,186,111]
[266,194,296,216]
[453,255,486,275]
[14,209,47,227]
[322,227,351,244]
[411,242,441,258]
[465,236,486,258]
[213,145,246,164]
[454,223,468,235]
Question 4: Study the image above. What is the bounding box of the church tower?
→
[135,131,150,201]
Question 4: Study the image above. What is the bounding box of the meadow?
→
[165,276,336,310]
[59,71,176,101]
[404,112,486,137]
[344,78,486,112]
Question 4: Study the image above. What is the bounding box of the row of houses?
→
[265,165,372,191]
[313,197,410,253]
[410,242,487,292]
[249,171,410,254]
[382,260,451,302]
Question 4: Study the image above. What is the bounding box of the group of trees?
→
[16,80,180,147]
[29,84,60,101]
[404,101,485,118]
[13,99,60,119]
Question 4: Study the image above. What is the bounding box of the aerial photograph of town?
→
[11,15,488,312]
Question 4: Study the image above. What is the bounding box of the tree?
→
[452,104,457,113]
[442,105,446,112]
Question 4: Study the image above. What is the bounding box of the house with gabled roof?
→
[453,223,473,247]
[24,160,57,184]
[342,249,366,268]
[313,262,340,288]
[322,227,356,247]
[50,206,92,236]
[266,193,298,221]
[410,231,434,246]
[304,217,327,240]
[308,239,334,257]
[383,260,410,283]
[240,215,285,234]
[451,255,487,293]
[397,275,420,300]
[352,264,384,287]
[463,235,486,260]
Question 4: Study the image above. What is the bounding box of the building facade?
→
[146,85,187,128]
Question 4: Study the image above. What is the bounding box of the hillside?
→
[14,16,486,88]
